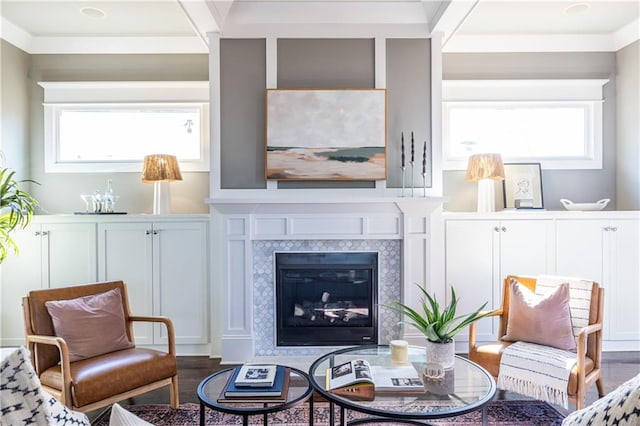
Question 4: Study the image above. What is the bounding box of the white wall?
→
[27,53,210,215]
[442,51,620,212]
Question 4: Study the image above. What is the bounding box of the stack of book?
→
[218,364,290,403]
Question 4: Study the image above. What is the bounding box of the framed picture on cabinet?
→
[503,163,544,209]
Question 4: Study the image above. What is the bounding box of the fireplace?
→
[211,199,438,363]
[275,251,378,346]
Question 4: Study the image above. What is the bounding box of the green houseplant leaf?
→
[0,164,38,263]
[385,284,490,344]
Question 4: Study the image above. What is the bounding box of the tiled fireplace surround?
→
[212,199,444,364]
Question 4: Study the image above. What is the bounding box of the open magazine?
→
[325,359,424,399]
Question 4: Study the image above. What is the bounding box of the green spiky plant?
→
[386,284,490,344]
[0,161,38,263]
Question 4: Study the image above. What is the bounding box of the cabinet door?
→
[46,223,97,288]
[98,222,154,344]
[152,221,208,345]
[499,220,554,279]
[1,222,97,346]
[445,220,497,343]
[607,220,640,341]
[555,220,605,284]
[556,219,611,339]
[1,228,43,346]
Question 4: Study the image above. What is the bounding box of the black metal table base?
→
[329,403,489,426]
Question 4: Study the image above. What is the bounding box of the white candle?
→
[390,340,409,364]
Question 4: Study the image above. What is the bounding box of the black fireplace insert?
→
[275,251,378,346]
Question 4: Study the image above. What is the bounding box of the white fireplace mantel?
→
[207,195,444,213]
[209,197,445,364]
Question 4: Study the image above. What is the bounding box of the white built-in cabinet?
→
[556,218,640,344]
[1,222,97,346]
[444,211,640,351]
[0,215,209,353]
[98,220,209,347]
[445,218,554,343]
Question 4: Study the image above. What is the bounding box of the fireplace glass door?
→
[275,252,378,346]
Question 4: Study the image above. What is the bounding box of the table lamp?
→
[465,153,505,212]
[141,154,183,215]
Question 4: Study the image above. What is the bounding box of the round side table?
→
[197,365,314,426]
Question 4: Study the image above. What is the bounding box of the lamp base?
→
[153,181,172,215]
[477,179,497,213]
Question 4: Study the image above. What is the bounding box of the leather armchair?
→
[22,280,179,413]
[468,275,605,410]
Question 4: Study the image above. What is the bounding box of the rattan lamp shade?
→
[465,153,505,212]
[141,154,182,214]
[141,154,183,182]
[465,153,505,182]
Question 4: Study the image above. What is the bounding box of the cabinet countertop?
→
[443,210,640,220]
[29,213,209,223]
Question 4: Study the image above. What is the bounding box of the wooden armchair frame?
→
[468,275,605,410]
[22,280,179,413]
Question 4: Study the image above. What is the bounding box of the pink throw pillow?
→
[501,280,576,351]
[45,287,134,362]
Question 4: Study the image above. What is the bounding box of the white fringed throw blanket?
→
[498,341,577,408]
[498,275,594,409]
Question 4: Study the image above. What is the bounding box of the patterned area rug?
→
[93,400,565,425]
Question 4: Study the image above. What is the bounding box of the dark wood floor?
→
[89,351,639,420]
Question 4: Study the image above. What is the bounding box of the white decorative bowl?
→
[560,198,610,211]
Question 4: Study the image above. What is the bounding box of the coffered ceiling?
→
[0,0,638,54]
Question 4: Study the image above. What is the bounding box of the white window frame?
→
[39,81,210,173]
[442,79,609,170]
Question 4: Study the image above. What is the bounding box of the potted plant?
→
[386,284,490,369]
[0,157,38,263]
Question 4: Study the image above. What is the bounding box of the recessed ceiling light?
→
[80,6,106,19]
[564,3,590,15]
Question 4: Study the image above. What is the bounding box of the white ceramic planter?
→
[425,339,455,369]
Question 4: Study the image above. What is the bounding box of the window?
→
[40,81,209,173]
[442,79,608,170]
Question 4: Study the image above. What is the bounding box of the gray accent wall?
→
[442,52,617,212]
[220,39,267,189]
[219,38,433,191]
[1,41,31,185]
[616,41,640,210]
[25,53,209,214]
[277,39,375,89]
[277,38,376,189]
[386,39,432,189]
[3,40,636,213]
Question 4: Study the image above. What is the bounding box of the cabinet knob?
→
[145,230,152,235]
[153,230,158,235]
[34,231,41,236]
[494,226,500,232]
[501,226,507,232]
[41,231,48,236]
[603,226,610,231]
[611,227,617,232]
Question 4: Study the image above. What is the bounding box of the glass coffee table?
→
[309,345,496,425]
[197,365,314,426]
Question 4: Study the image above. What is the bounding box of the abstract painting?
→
[266,89,386,180]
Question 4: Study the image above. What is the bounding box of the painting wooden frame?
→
[265,89,387,181]
[503,163,544,209]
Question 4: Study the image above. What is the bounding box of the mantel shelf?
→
[206,195,445,215]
